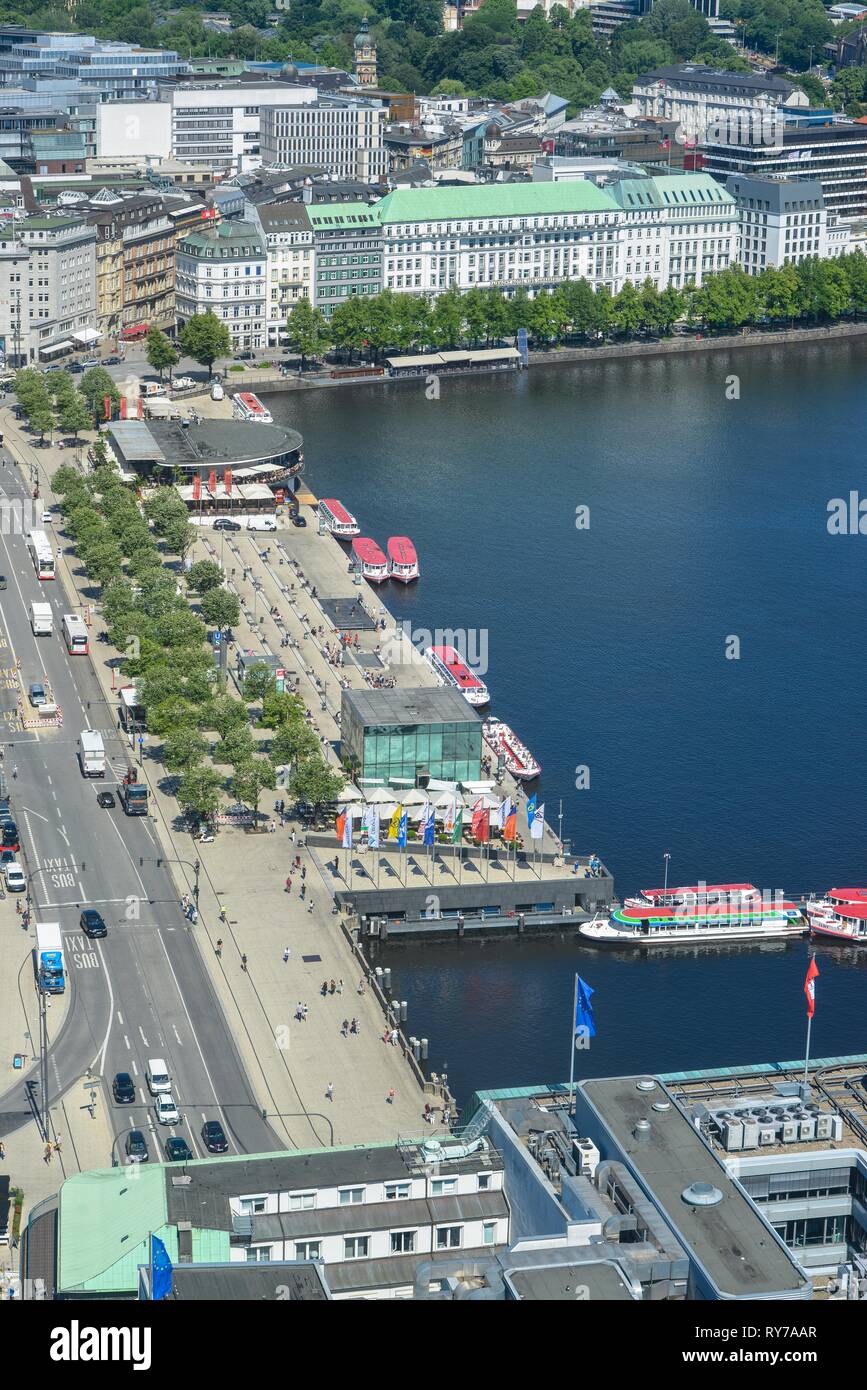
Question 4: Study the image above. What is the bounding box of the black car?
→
[68,362,84,374]
[125,1129,149,1163]
[201,1120,228,1153]
[103,355,122,365]
[96,790,116,808]
[80,908,107,938]
[291,514,307,528]
[0,848,14,866]
[213,518,241,532]
[234,350,255,361]
[0,575,6,590]
[165,1137,193,1162]
[113,1072,136,1103]
[1,819,19,851]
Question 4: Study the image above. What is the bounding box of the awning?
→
[121,323,149,340]
[72,327,100,345]
[39,340,73,357]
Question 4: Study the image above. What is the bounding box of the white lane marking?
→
[155,929,238,1153]
[172,1025,182,1045]
[124,1035,131,1050]
[58,828,69,846]
[93,935,117,1080]
[49,897,128,908]
[46,775,52,785]
[77,879,84,898]
[138,1026,149,1047]
[20,805,49,821]
[116,1011,124,1026]
[100,804,149,898]
[130,1059,138,1076]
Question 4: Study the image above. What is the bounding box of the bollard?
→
[374,966,383,987]
[400,999,407,1022]
[518,913,525,934]
[411,1037,421,1061]
[421,1037,428,1060]
[382,967,392,992]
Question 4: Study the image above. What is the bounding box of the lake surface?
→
[267,341,867,1104]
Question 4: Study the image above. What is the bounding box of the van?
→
[146,1058,171,1094]
[142,382,166,398]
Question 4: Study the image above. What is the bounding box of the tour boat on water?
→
[807,888,867,943]
[483,717,540,781]
[232,392,273,425]
[352,537,389,583]
[387,536,419,583]
[580,881,806,946]
[319,498,360,538]
[425,644,490,707]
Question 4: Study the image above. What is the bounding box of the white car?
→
[154,1092,181,1126]
[41,510,52,524]
[4,861,25,892]
[172,376,195,390]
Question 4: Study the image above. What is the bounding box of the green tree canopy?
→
[178,312,231,376]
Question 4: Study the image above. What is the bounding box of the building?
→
[725,175,848,274]
[703,120,867,224]
[385,123,464,173]
[0,29,189,98]
[308,201,382,317]
[482,127,542,169]
[341,687,483,785]
[104,417,303,490]
[609,172,737,289]
[835,22,867,67]
[633,64,807,144]
[176,218,266,350]
[260,98,388,183]
[554,109,686,171]
[251,201,314,345]
[353,17,377,87]
[4,213,97,361]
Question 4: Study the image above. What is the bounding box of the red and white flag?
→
[804,957,819,1019]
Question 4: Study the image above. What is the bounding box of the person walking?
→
[387,1089,395,1105]
[285,876,292,894]
[329,979,336,995]
[215,938,223,957]
[290,829,296,846]
[307,899,314,914]
[282,946,290,962]
[44,1142,52,1163]
[0,1140,5,1160]
[337,979,344,994]
[357,978,365,995]
[240,953,248,972]
[300,884,306,901]
[325,1082,334,1102]
[218,906,228,924]
[301,865,306,881]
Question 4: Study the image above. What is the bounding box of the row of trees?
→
[48,463,342,824]
[285,252,867,358]
[13,367,118,442]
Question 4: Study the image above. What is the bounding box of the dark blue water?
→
[268,342,867,1103]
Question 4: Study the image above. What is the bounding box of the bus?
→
[62,613,88,655]
[318,498,359,538]
[232,392,273,425]
[27,529,55,580]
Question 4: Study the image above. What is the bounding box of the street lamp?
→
[140,853,200,903]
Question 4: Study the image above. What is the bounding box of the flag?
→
[341,810,353,849]
[493,796,510,831]
[443,796,456,837]
[452,805,463,844]
[472,805,490,843]
[503,804,517,842]
[804,957,819,1019]
[335,810,346,841]
[422,804,435,847]
[526,793,537,828]
[208,469,216,495]
[659,138,670,151]
[366,806,380,849]
[103,394,112,420]
[397,810,408,848]
[150,1235,173,1301]
[529,802,544,841]
[388,805,402,840]
[192,474,201,501]
[574,975,596,1039]
[224,468,232,495]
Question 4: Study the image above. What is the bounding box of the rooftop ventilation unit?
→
[682,1181,723,1207]
[781,1121,799,1143]
[636,1079,656,1092]
[758,1126,777,1146]
[722,1121,744,1152]
[633,1119,652,1143]
[799,1118,816,1141]
[741,1121,760,1150]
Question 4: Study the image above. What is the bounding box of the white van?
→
[146,1058,172,1094]
[155,1092,181,1126]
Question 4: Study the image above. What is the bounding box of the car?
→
[165,1136,193,1162]
[112,1072,136,1103]
[0,848,14,866]
[155,1092,181,1126]
[246,516,277,532]
[5,862,25,893]
[103,355,122,365]
[80,908,107,938]
[201,1119,228,1153]
[97,790,116,808]
[41,510,52,524]
[234,350,255,362]
[80,356,100,367]
[0,575,6,590]
[291,514,307,528]
[213,518,241,532]
[42,364,63,374]
[1,822,20,852]
[172,375,195,390]
[28,682,46,707]
[125,1129,149,1163]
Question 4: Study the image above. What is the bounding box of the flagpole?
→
[568,973,578,1111]
[803,1011,813,1090]
[803,953,817,1089]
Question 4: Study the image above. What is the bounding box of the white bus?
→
[27,529,55,580]
[62,613,88,655]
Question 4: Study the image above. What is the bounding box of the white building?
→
[175,218,267,351]
[610,173,738,289]
[249,201,314,346]
[0,213,97,363]
[95,101,172,164]
[633,64,808,144]
[260,98,388,183]
[725,174,849,274]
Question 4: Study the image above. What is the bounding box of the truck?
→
[30,601,53,636]
[35,922,65,994]
[119,767,148,816]
[78,729,105,778]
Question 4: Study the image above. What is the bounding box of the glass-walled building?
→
[341,687,482,785]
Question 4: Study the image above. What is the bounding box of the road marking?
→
[20,805,49,821]
[92,936,117,1081]
[138,1026,149,1047]
[77,879,84,898]
[116,1011,124,1026]
[58,828,69,846]
[49,897,128,908]
[124,1035,130,1050]
[172,1025,182,1045]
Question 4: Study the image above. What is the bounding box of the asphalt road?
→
[0,458,278,1165]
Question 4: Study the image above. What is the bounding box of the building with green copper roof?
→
[375,181,620,224]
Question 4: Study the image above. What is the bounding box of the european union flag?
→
[526,793,537,829]
[574,975,596,1039]
[150,1235,173,1301]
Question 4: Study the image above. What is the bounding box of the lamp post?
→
[139,853,200,904]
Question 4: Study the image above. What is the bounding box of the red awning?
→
[121,323,150,340]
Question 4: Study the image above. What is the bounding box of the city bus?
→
[27,529,55,580]
[318,498,360,538]
[62,613,88,655]
[232,392,273,425]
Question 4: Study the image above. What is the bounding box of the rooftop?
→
[179,217,264,256]
[342,685,485,728]
[375,181,619,222]
[638,64,795,96]
[107,418,302,471]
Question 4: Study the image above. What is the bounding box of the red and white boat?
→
[425,644,490,708]
[352,537,388,583]
[387,536,419,583]
[582,881,805,946]
[319,498,359,538]
[483,717,540,781]
[807,888,867,942]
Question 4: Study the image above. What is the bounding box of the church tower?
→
[354,17,377,87]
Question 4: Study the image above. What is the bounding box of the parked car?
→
[1,818,20,851]
[2,861,24,893]
[112,1072,136,1103]
[291,513,307,528]
[103,355,122,365]
[0,848,15,866]
[213,518,241,532]
[125,1129,149,1163]
[41,510,52,524]
[201,1119,228,1153]
[155,1092,181,1126]
[0,575,6,589]
[96,790,116,808]
[28,682,46,707]
[165,1137,193,1162]
[172,375,195,390]
[210,382,224,401]
[246,516,276,531]
[68,362,84,374]
[234,350,255,362]
[80,356,100,367]
[80,908,107,938]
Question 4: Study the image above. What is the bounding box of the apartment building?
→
[261,98,388,183]
[633,64,807,144]
[249,201,313,346]
[176,217,266,349]
[308,201,382,317]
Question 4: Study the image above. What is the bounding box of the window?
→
[436,1226,462,1250]
[339,1187,365,1206]
[246,1246,272,1262]
[239,1196,267,1215]
[288,1191,315,1211]
[482,1221,497,1246]
[344,1235,370,1259]
[294,1240,321,1261]
[431,1178,457,1197]
[391,1230,416,1253]
[385,1182,411,1201]
[477,1174,491,1191]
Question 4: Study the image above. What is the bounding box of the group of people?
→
[181,893,198,923]
[364,671,397,689]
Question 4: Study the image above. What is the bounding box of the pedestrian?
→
[285,876,292,894]
[341,1019,349,1037]
[337,979,344,994]
[387,1088,395,1105]
[357,978,365,995]
[0,1140,4,1160]
[215,938,223,956]
[325,1082,334,1102]
[268,820,276,834]
[296,1001,303,1020]
[282,946,290,962]
[218,906,228,924]
[241,953,247,971]
[350,1017,358,1035]
[53,1140,62,1155]
[44,1143,52,1163]
[321,980,328,995]
[307,899,314,914]
[301,866,306,881]
[290,829,296,845]
[329,979,336,994]
[302,1003,308,1020]
[300,884,306,901]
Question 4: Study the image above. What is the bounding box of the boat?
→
[318,498,359,538]
[424,644,490,708]
[483,717,540,781]
[579,882,806,946]
[807,887,867,942]
[351,537,389,583]
[387,536,419,583]
[232,391,273,424]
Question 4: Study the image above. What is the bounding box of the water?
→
[267,341,867,1104]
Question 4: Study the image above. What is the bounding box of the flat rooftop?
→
[156,1261,329,1300]
[342,685,484,728]
[107,418,302,471]
[581,1075,809,1297]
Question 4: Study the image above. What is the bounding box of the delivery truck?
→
[30,601,53,636]
[78,729,105,777]
[35,921,65,994]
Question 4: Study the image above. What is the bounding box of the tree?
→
[58,392,93,438]
[203,693,249,739]
[217,725,255,767]
[80,367,120,418]
[612,281,643,337]
[200,588,240,630]
[259,689,304,729]
[243,662,277,701]
[285,298,331,370]
[290,754,344,807]
[162,517,197,560]
[271,719,319,766]
[81,538,124,588]
[176,765,224,823]
[329,297,371,363]
[186,559,224,594]
[178,312,231,377]
[162,726,209,774]
[146,328,179,380]
[231,757,276,826]
[28,406,54,442]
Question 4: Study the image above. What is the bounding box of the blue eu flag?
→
[574,975,596,1039]
[151,1235,173,1301]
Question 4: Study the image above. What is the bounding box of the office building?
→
[176,217,266,349]
[725,175,849,274]
[260,98,388,183]
[633,64,807,144]
[0,213,97,362]
[341,687,483,785]
[0,29,188,98]
[704,120,867,223]
[250,201,314,345]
